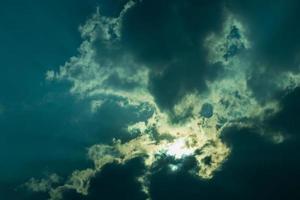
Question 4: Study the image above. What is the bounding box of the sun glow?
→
[165,138,194,159]
[169,164,179,171]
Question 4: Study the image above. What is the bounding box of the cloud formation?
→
[26,0,300,199]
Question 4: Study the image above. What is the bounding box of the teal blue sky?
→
[0,0,101,188]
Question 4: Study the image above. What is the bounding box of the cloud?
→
[119,0,229,109]
[26,0,300,199]
[223,0,300,102]
[23,174,61,193]
[150,119,300,200]
[267,87,300,137]
[226,0,300,69]
[46,0,152,109]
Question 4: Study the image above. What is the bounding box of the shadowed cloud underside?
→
[21,1,300,200]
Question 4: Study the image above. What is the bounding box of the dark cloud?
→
[148,87,300,200]
[226,0,300,100]
[246,69,281,102]
[118,0,300,109]
[59,88,300,200]
[213,88,300,200]
[267,87,300,136]
[120,0,225,109]
[62,158,147,200]
[149,169,232,200]
[227,0,300,70]
[214,129,300,200]
[3,1,300,199]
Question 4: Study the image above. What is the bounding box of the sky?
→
[0,0,300,200]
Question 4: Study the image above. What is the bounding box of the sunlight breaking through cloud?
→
[25,1,300,200]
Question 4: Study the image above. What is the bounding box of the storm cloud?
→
[14,0,300,199]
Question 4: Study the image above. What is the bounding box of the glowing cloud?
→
[25,1,300,200]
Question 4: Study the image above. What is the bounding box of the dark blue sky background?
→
[0,0,103,195]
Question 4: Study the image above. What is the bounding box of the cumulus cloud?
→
[26,0,300,199]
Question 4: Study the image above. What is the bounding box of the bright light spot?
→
[169,164,179,172]
[166,138,194,159]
